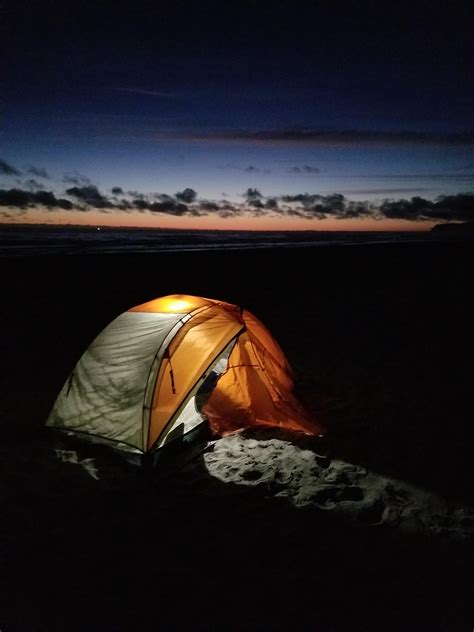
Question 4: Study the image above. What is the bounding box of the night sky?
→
[2,1,473,230]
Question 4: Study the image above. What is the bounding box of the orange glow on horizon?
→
[0,208,435,232]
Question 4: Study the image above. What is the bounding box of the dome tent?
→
[46,294,323,464]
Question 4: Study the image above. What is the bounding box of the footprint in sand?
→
[313,485,364,509]
[242,469,263,481]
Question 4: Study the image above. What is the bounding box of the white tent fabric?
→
[47,311,183,450]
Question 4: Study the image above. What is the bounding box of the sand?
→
[1,241,473,631]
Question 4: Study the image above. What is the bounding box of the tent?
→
[46,294,323,458]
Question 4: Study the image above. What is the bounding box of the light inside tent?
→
[165,299,193,311]
[129,294,212,314]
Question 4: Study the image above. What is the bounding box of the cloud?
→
[27,166,50,179]
[342,188,436,195]
[265,198,279,210]
[113,87,178,99]
[199,201,220,212]
[148,200,193,216]
[132,199,149,211]
[0,188,73,209]
[289,165,320,174]
[429,193,474,222]
[63,172,92,186]
[155,193,174,202]
[129,194,202,216]
[248,198,264,209]
[244,188,263,199]
[180,128,474,147]
[1,179,471,224]
[175,188,197,203]
[24,179,44,190]
[65,185,112,208]
[279,193,374,220]
[219,164,270,174]
[339,201,373,219]
[378,193,474,221]
[0,159,21,176]
[128,190,146,199]
[280,193,324,206]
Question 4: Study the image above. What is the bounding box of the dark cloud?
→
[199,201,220,212]
[0,159,21,176]
[430,193,474,222]
[133,199,149,211]
[289,165,320,174]
[338,201,373,219]
[24,179,43,190]
[279,192,371,220]
[1,178,471,224]
[265,198,278,209]
[219,164,270,174]
[0,188,73,209]
[0,209,25,220]
[148,200,191,215]
[27,166,50,179]
[175,188,197,203]
[127,196,200,216]
[65,185,113,208]
[379,196,434,220]
[342,187,436,195]
[217,210,236,218]
[244,187,263,199]
[340,174,474,181]
[128,190,146,200]
[35,191,74,209]
[248,198,264,209]
[116,199,133,211]
[378,193,474,221]
[281,193,324,206]
[113,87,179,99]
[0,189,34,208]
[63,172,92,186]
[286,208,312,219]
[183,129,474,147]
[155,193,174,203]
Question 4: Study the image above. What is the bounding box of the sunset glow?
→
[2,3,472,232]
[4,208,435,232]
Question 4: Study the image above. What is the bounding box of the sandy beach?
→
[1,241,473,631]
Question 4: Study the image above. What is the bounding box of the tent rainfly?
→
[46,294,323,458]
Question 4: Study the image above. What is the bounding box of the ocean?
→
[0,224,456,257]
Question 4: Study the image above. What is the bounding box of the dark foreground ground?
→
[0,241,473,631]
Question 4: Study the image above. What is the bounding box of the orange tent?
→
[47,294,323,455]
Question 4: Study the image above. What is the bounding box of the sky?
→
[1,0,473,230]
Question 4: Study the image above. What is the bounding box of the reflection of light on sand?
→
[55,449,100,480]
[203,434,473,540]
